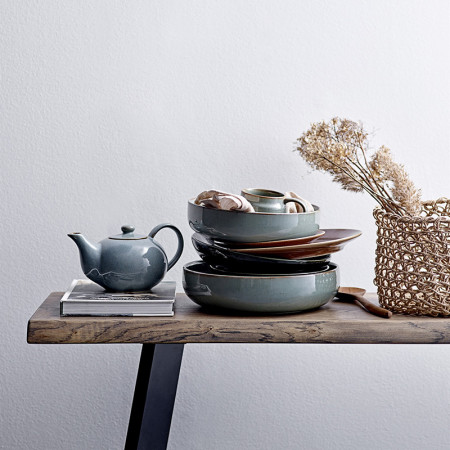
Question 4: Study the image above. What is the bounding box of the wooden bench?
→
[27,292,450,449]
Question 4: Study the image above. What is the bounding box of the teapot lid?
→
[109,225,147,240]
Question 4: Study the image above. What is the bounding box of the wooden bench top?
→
[27,292,450,345]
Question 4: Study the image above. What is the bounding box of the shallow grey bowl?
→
[188,199,320,243]
[183,261,339,314]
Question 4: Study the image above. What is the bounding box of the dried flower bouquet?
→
[295,117,450,316]
[295,117,421,216]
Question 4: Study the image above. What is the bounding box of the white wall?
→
[1,1,450,449]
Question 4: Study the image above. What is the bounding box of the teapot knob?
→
[121,225,135,234]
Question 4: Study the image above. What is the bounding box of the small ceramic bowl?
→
[183,261,339,314]
[188,199,320,243]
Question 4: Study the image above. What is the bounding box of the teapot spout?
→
[68,232,101,277]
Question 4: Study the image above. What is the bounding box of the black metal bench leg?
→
[125,343,185,450]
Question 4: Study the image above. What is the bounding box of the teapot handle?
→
[148,223,184,271]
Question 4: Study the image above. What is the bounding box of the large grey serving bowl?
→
[188,199,320,243]
[183,261,339,314]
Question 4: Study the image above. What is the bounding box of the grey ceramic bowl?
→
[183,261,339,314]
[188,199,320,243]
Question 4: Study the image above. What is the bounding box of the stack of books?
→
[60,279,176,316]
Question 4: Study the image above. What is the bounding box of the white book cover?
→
[60,279,176,316]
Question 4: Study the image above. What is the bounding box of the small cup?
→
[241,188,307,213]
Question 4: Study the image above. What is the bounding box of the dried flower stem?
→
[295,118,421,216]
[354,135,403,208]
[322,155,400,214]
[350,149,407,214]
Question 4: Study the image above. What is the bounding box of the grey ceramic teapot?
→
[68,224,184,292]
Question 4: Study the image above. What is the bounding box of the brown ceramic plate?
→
[215,229,325,248]
[232,229,362,259]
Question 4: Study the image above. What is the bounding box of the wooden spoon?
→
[336,287,393,319]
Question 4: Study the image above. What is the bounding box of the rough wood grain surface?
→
[27,292,450,344]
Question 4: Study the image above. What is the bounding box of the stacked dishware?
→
[183,190,361,314]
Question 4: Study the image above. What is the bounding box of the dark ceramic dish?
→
[191,233,330,274]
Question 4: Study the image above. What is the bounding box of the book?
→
[60,279,176,316]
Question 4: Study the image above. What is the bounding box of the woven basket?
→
[373,197,450,316]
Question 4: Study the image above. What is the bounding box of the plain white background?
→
[1,1,450,448]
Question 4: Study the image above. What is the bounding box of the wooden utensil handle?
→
[337,292,393,318]
[354,294,392,318]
